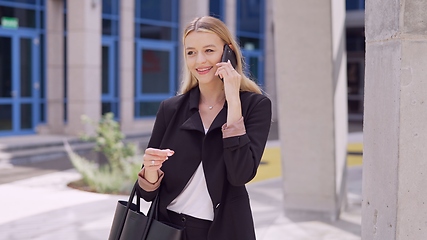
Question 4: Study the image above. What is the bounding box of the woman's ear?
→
[228,44,234,51]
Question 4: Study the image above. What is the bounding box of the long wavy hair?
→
[179,16,262,95]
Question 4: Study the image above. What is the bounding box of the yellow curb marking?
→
[347,154,363,167]
[347,143,363,167]
[250,143,364,184]
[347,143,363,153]
[250,147,281,183]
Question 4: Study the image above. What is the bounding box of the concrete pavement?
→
[0,133,363,240]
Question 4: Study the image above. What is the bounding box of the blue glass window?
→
[209,0,224,21]
[102,0,118,15]
[102,0,119,36]
[0,0,45,135]
[101,0,119,117]
[0,105,12,131]
[346,0,365,10]
[236,0,265,87]
[0,6,37,28]
[346,28,365,52]
[0,36,12,98]
[134,0,179,118]
[139,0,172,21]
[238,0,262,34]
[138,24,173,40]
[0,0,37,4]
[135,0,178,41]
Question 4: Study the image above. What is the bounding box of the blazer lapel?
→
[209,106,227,132]
[179,86,228,133]
[180,111,204,132]
[180,86,205,133]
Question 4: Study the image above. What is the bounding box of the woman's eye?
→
[187,51,195,56]
[206,49,214,53]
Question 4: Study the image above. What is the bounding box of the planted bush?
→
[65,113,141,194]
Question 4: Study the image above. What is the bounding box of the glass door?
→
[0,31,39,136]
[101,38,118,117]
[0,35,13,133]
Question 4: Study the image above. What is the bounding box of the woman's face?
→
[184,31,224,84]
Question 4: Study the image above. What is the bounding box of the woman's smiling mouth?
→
[196,66,213,75]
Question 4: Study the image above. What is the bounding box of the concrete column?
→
[119,0,134,133]
[178,0,209,86]
[362,1,427,239]
[224,0,236,36]
[180,0,209,27]
[44,0,64,134]
[264,0,277,122]
[65,0,102,135]
[272,0,348,220]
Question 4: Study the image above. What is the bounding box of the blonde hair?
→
[179,16,262,95]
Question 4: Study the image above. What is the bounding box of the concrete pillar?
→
[362,1,427,239]
[119,0,134,133]
[272,0,348,220]
[44,0,64,134]
[180,0,209,27]
[66,0,102,135]
[264,0,277,122]
[178,0,209,85]
[224,0,236,36]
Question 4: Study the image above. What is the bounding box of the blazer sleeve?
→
[222,96,272,186]
[137,101,167,201]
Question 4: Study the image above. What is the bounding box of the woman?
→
[137,16,272,240]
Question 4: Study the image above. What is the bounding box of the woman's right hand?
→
[139,148,174,184]
[142,148,174,172]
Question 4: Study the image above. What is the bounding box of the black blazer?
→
[138,86,272,240]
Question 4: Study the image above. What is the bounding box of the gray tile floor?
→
[0,167,361,240]
[0,160,362,238]
[0,128,363,240]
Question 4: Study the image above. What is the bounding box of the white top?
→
[166,128,214,221]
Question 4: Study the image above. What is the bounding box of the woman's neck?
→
[198,83,225,104]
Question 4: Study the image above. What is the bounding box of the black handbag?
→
[108,181,183,240]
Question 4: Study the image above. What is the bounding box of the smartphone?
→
[220,44,238,81]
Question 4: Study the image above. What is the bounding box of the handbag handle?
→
[114,181,159,240]
[141,188,160,239]
[114,181,139,240]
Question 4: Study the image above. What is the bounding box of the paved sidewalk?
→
[0,135,362,240]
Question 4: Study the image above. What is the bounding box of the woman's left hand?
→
[215,60,241,102]
[215,60,242,125]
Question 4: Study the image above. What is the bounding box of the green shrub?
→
[64,113,141,194]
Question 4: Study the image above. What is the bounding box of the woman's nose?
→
[196,53,207,64]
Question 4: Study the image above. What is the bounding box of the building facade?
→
[0,0,365,137]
